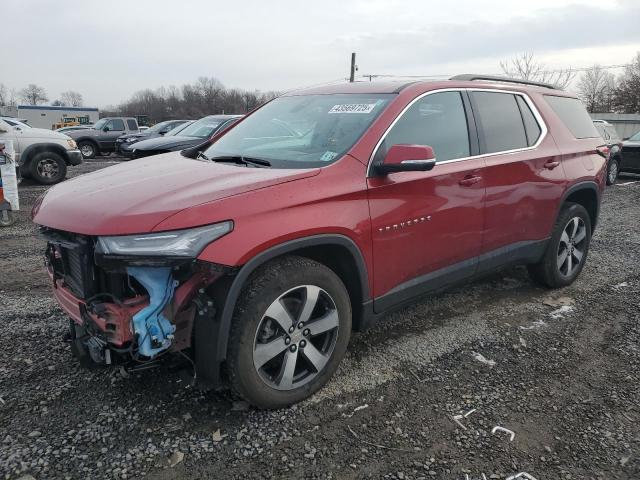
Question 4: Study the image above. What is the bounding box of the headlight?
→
[67,139,77,149]
[96,221,233,257]
[126,137,139,143]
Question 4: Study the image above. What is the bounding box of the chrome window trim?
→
[366,87,548,177]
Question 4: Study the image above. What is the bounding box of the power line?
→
[360,63,632,81]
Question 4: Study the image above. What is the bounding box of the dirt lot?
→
[1,157,639,480]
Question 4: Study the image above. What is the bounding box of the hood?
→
[33,153,320,235]
[21,127,70,141]
[131,135,202,151]
[118,132,160,142]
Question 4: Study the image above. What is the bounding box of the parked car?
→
[0,116,82,184]
[115,119,191,157]
[33,75,606,408]
[621,130,640,175]
[127,115,241,159]
[67,117,140,159]
[593,120,624,185]
[56,125,94,134]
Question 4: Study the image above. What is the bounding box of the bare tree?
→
[0,83,7,106]
[612,52,640,114]
[19,84,49,105]
[577,65,616,112]
[500,52,575,89]
[7,89,18,107]
[60,90,84,107]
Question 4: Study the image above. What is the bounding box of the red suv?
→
[33,75,606,408]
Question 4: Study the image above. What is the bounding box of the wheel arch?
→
[215,235,370,363]
[561,181,600,232]
[21,143,69,170]
[75,136,100,150]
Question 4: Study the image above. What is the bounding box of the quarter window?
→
[544,95,599,139]
[126,119,138,130]
[376,91,470,163]
[473,92,528,153]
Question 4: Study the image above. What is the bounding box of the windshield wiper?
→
[210,155,272,168]
[196,151,209,161]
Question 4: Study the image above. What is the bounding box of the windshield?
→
[178,117,225,138]
[165,121,193,136]
[629,131,640,141]
[203,94,393,168]
[146,120,175,134]
[3,118,31,128]
[93,118,107,130]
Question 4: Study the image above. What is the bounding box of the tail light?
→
[596,145,610,159]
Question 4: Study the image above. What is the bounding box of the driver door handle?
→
[459,175,482,187]
[544,160,560,170]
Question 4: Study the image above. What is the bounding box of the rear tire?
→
[227,256,351,409]
[78,141,97,159]
[528,202,591,288]
[606,158,619,186]
[29,151,67,185]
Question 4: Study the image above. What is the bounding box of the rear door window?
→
[472,91,529,153]
[108,119,125,131]
[516,96,542,146]
[544,95,599,139]
[377,91,471,162]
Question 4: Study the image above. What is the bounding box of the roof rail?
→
[449,74,557,90]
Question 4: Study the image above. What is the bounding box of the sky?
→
[2,0,639,108]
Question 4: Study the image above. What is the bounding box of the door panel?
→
[368,158,485,304]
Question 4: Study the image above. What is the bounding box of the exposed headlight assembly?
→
[67,139,77,149]
[126,137,139,143]
[96,221,233,258]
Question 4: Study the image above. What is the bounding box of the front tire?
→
[29,151,67,185]
[528,202,591,288]
[606,158,619,186]
[78,141,97,159]
[227,256,352,409]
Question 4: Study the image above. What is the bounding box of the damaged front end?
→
[40,222,233,381]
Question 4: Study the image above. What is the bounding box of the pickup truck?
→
[67,117,139,159]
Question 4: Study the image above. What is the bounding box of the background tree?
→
[612,52,640,114]
[577,65,616,112]
[19,84,48,105]
[500,52,575,89]
[60,90,84,107]
[0,83,7,106]
[51,99,65,106]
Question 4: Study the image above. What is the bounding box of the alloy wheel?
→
[557,217,587,277]
[608,161,618,184]
[36,158,59,180]
[80,144,94,157]
[253,285,339,391]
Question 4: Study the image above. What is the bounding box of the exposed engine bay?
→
[41,227,226,375]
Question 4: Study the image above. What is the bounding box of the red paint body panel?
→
[35,80,605,318]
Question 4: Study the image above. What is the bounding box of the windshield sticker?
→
[328,103,377,114]
[320,151,338,162]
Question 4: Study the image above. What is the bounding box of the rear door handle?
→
[459,175,482,187]
[544,160,560,170]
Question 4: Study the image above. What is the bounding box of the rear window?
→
[544,96,599,139]
[472,91,528,153]
[127,119,138,130]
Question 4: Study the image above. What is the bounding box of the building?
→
[0,105,99,129]
[590,113,640,140]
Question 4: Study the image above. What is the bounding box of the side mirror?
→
[375,144,436,175]
[103,126,110,132]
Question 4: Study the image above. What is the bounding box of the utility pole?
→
[349,53,356,82]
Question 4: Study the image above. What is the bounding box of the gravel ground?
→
[1,157,639,480]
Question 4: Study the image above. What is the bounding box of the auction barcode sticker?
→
[328,103,377,114]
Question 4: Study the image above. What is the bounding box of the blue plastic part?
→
[126,266,177,358]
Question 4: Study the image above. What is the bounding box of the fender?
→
[20,143,70,169]
[559,180,600,230]
[214,234,370,362]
